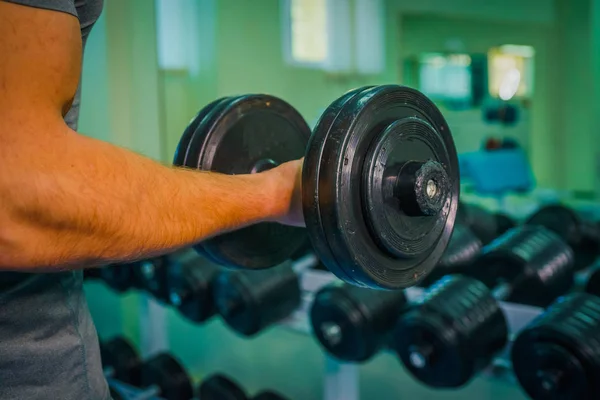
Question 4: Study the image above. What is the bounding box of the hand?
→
[265,159,304,227]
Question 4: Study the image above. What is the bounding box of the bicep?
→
[0,1,82,130]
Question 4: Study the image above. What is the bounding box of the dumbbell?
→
[83,263,146,294]
[526,204,600,270]
[419,223,482,287]
[457,202,515,245]
[583,262,600,296]
[173,86,460,289]
[99,264,140,293]
[214,254,316,337]
[100,337,193,400]
[309,282,408,362]
[198,374,248,400]
[135,353,194,400]
[391,225,574,388]
[100,336,142,386]
[511,293,600,400]
[133,255,173,302]
[166,249,221,323]
[198,374,289,400]
[252,391,289,400]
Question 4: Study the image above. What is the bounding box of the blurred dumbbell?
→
[132,249,209,303]
[419,224,482,287]
[584,262,600,297]
[310,282,407,362]
[214,254,317,337]
[253,391,289,400]
[83,263,144,294]
[100,336,142,386]
[166,249,221,323]
[197,374,290,400]
[392,226,574,388]
[511,293,600,400]
[100,337,193,400]
[198,374,248,400]
[457,202,516,245]
[526,204,600,270]
[138,353,194,400]
[467,226,575,307]
[100,264,139,293]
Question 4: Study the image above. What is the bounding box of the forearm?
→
[0,124,291,271]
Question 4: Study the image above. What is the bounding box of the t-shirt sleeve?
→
[3,0,76,17]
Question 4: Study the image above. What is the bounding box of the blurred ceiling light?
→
[499,68,521,101]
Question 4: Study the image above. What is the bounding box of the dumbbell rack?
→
[138,267,544,400]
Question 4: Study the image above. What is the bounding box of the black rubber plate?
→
[174,95,310,270]
[304,85,459,289]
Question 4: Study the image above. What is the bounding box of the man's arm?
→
[0,2,302,272]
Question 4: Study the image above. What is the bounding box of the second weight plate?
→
[303,85,459,289]
[174,95,310,270]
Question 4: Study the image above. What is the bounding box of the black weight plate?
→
[305,85,459,289]
[303,87,375,287]
[175,95,310,270]
[173,97,230,167]
[526,204,600,270]
[140,353,193,400]
[511,294,600,400]
[526,204,579,246]
[198,374,248,400]
[100,336,141,386]
[173,97,236,265]
[253,391,289,400]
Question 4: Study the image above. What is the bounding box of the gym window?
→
[418,53,473,104]
[281,0,329,67]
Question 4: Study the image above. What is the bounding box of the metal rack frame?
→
[138,268,544,400]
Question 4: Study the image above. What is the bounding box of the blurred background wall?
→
[78,0,600,398]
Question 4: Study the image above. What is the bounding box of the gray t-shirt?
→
[0,1,108,399]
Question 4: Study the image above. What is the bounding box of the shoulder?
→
[2,0,78,17]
